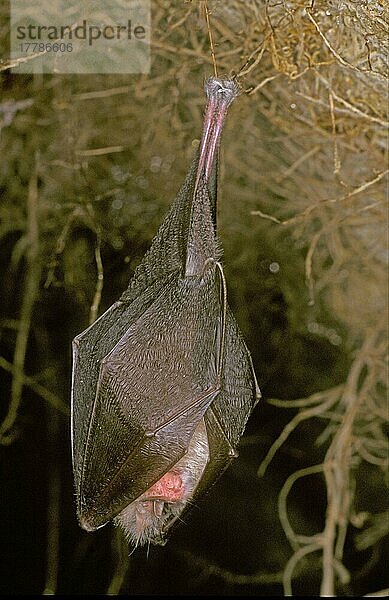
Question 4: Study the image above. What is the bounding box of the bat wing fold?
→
[173,307,260,527]
[73,269,224,530]
[71,276,175,491]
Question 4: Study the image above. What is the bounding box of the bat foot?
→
[228,448,239,458]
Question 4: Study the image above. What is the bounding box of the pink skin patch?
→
[145,471,185,502]
[115,469,190,545]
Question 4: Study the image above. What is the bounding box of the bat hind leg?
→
[114,420,209,547]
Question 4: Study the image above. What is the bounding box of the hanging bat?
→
[71,77,260,548]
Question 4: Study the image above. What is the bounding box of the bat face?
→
[71,77,260,547]
[114,419,209,546]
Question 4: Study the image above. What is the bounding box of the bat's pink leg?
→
[196,95,217,189]
[203,103,228,182]
[195,77,239,189]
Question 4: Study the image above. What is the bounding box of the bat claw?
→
[228,448,239,458]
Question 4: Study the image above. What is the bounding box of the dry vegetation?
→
[1,0,388,596]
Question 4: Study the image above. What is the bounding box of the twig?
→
[250,209,281,224]
[320,329,380,595]
[89,238,104,325]
[106,529,129,594]
[268,386,343,409]
[0,161,41,443]
[247,74,280,95]
[278,464,325,551]
[282,169,388,225]
[0,52,48,72]
[258,392,340,476]
[329,91,340,174]
[151,40,229,69]
[1,22,80,72]
[76,146,125,157]
[180,548,284,585]
[304,197,387,305]
[236,39,269,79]
[305,10,385,81]
[202,0,218,77]
[74,86,133,100]
[45,206,84,289]
[165,5,193,35]
[295,90,388,126]
[315,71,389,128]
[43,407,61,595]
[283,543,321,596]
[264,320,385,595]
[276,145,320,183]
[0,356,69,416]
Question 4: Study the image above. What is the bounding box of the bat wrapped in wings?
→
[71,77,260,547]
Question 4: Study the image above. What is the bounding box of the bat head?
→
[113,419,209,546]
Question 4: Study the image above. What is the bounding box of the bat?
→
[71,77,260,548]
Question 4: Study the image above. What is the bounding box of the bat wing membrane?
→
[76,265,225,530]
[164,304,260,533]
[71,275,176,492]
[72,135,260,536]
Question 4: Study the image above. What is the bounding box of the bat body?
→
[71,78,260,546]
